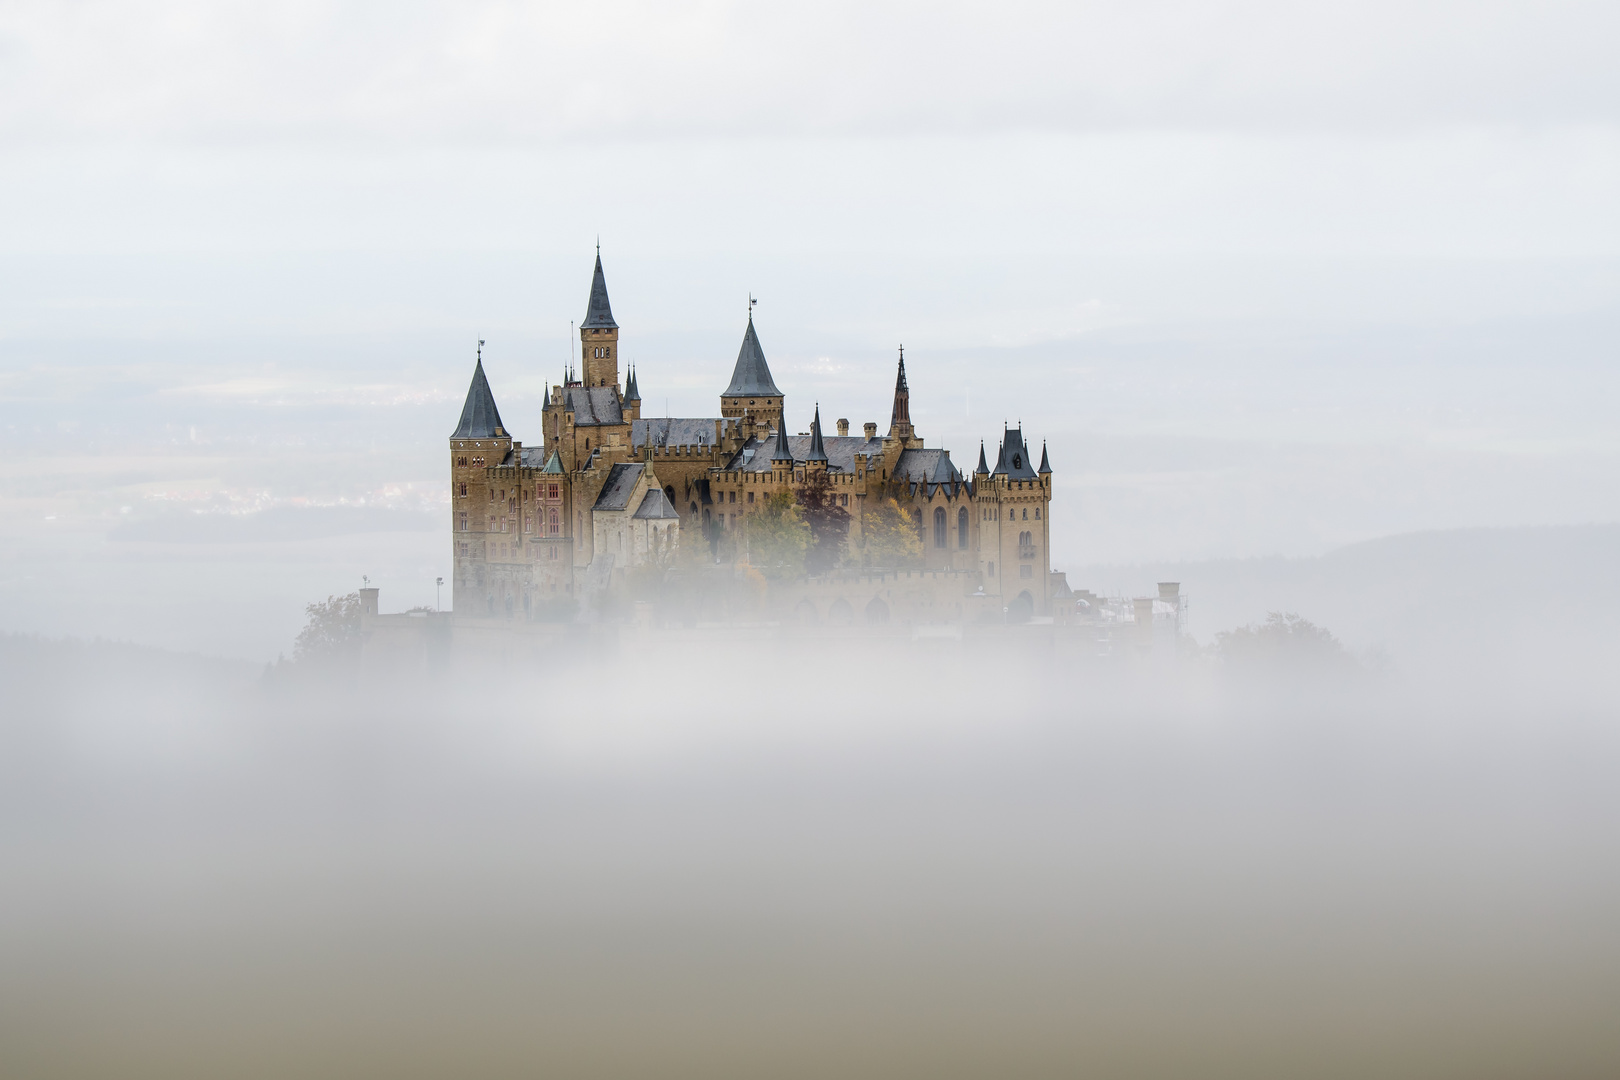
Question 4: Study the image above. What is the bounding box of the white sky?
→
[1,0,1618,652]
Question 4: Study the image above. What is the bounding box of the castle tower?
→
[580,249,620,390]
[624,365,642,421]
[888,346,915,444]
[720,311,784,431]
[448,346,513,615]
[804,404,828,474]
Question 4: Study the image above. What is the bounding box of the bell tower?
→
[580,246,620,390]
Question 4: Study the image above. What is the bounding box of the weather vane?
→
[477,338,484,362]
[749,294,757,318]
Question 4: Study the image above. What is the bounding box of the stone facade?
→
[448,251,1056,625]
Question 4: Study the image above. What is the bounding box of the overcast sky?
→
[1,0,1617,652]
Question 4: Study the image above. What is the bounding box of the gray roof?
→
[624,366,640,401]
[805,405,828,462]
[593,462,645,511]
[1038,442,1052,474]
[976,442,989,474]
[895,448,962,485]
[451,359,507,438]
[631,417,736,449]
[563,386,623,427]
[633,487,680,520]
[727,433,883,473]
[581,252,617,329]
[517,446,567,471]
[994,428,1039,480]
[723,316,782,397]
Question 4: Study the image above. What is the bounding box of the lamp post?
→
[436,577,443,611]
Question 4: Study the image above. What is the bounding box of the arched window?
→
[1035,508,1040,519]
[934,506,947,548]
[958,507,969,548]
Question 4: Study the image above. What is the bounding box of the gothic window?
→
[549,484,560,499]
[934,507,947,548]
[747,491,755,504]
[1022,508,1028,520]
[459,513,468,531]
[958,507,969,549]
[1035,508,1040,519]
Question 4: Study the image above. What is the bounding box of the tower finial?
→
[477,338,484,363]
[748,293,756,321]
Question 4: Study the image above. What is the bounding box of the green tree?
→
[746,491,810,579]
[860,495,923,569]
[795,471,852,575]
[1215,612,1357,677]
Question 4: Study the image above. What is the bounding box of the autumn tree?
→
[860,495,923,569]
[795,471,852,575]
[292,593,362,666]
[746,491,810,579]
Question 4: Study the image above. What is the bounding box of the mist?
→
[4,1,1620,1075]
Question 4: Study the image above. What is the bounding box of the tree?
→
[1215,612,1356,677]
[292,592,362,666]
[795,471,852,575]
[860,495,923,569]
[746,491,810,579]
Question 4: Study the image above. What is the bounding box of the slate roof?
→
[994,427,1039,480]
[805,405,828,462]
[631,417,737,449]
[633,487,681,520]
[563,386,624,426]
[895,448,963,485]
[517,446,567,471]
[727,433,884,473]
[593,462,645,511]
[723,316,782,397]
[1038,442,1052,474]
[976,442,989,474]
[581,252,617,329]
[624,366,640,401]
[451,359,506,438]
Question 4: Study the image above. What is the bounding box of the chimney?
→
[837,418,849,437]
[359,587,379,627]
[1157,582,1180,604]
[863,422,877,439]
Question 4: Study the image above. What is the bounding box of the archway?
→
[1008,590,1034,623]
[828,598,854,626]
[793,599,819,625]
[865,596,890,626]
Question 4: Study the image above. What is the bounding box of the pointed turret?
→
[723,313,782,397]
[805,404,828,462]
[451,356,506,438]
[1038,441,1052,474]
[771,414,794,463]
[976,440,989,475]
[888,345,913,441]
[581,251,617,330]
[625,366,640,401]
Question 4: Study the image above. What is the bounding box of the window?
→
[1034,508,1040,519]
[728,490,736,503]
[459,543,469,556]
[747,491,755,504]
[549,484,559,499]
[840,494,848,506]
[958,507,969,549]
[1020,564,1033,578]
[933,507,947,548]
[456,457,467,467]
[524,515,531,532]
[459,513,468,531]
[988,562,995,577]
[1022,508,1028,520]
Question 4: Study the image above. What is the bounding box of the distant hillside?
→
[1069,523,1620,676]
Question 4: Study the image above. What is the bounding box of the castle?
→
[446,250,1054,626]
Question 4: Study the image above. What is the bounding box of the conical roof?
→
[995,427,1038,479]
[805,404,828,461]
[1038,441,1052,474]
[976,441,989,474]
[723,315,782,397]
[771,417,793,462]
[625,366,640,401]
[540,449,564,473]
[581,251,617,329]
[451,358,506,438]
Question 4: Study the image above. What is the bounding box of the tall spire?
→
[771,412,794,462]
[581,250,617,329]
[888,345,912,438]
[451,350,506,438]
[805,404,828,462]
[723,314,782,397]
[976,440,989,474]
[625,365,640,401]
[1038,441,1052,474]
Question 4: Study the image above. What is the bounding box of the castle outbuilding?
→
[447,250,1055,624]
